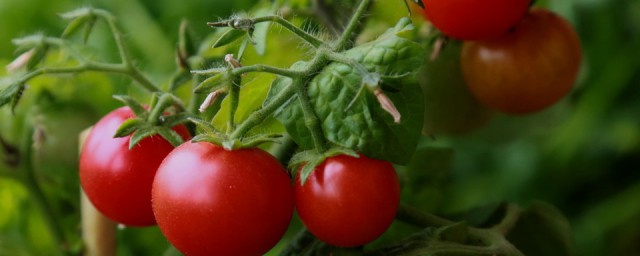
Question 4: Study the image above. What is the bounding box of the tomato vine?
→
[0,0,581,255]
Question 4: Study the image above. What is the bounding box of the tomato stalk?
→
[293,77,328,153]
[214,15,327,49]
[396,204,525,256]
[9,9,162,96]
[333,0,373,51]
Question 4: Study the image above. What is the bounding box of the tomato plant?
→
[1,0,595,255]
[79,106,191,226]
[461,8,582,114]
[294,154,400,247]
[152,142,294,256]
[420,0,531,40]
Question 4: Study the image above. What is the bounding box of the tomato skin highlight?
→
[295,154,400,247]
[461,9,582,114]
[421,0,530,40]
[79,106,191,226]
[152,142,294,256]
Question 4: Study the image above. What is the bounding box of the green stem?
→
[293,78,327,153]
[17,62,161,93]
[334,0,373,51]
[94,9,133,67]
[93,9,161,92]
[230,82,297,139]
[147,93,183,125]
[396,204,454,228]
[192,64,303,78]
[490,203,521,235]
[227,75,241,132]
[20,127,70,255]
[395,204,524,256]
[252,15,326,48]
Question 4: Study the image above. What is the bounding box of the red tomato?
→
[295,154,400,247]
[420,0,530,40]
[152,142,294,256]
[461,8,582,114]
[79,106,190,226]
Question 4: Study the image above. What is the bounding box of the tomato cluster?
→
[418,1,582,115]
[79,107,400,255]
[79,107,191,226]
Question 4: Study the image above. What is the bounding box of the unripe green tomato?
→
[420,40,494,135]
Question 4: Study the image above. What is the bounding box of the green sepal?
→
[1,82,26,113]
[192,133,226,144]
[113,118,144,138]
[169,69,192,92]
[212,29,246,49]
[162,112,196,127]
[9,84,26,114]
[59,7,92,19]
[237,133,283,148]
[61,15,89,38]
[26,45,49,71]
[289,147,359,185]
[0,82,21,108]
[178,19,197,59]
[193,73,229,94]
[112,95,147,117]
[82,16,98,44]
[187,117,220,134]
[156,127,185,147]
[12,34,46,53]
[411,0,424,9]
[128,127,157,150]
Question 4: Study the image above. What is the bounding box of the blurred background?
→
[1,0,639,255]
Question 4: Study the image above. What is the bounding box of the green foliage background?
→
[1,0,639,255]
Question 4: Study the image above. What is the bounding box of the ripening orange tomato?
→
[461,8,582,115]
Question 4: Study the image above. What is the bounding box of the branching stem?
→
[334,0,373,51]
[293,78,327,152]
[251,15,326,48]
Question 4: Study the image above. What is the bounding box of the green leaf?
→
[213,73,284,135]
[113,95,147,117]
[193,73,229,94]
[0,83,22,109]
[156,127,185,147]
[114,118,143,138]
[212,29,246,48]
[82,16,98,44]
[128,127,157,149]
[269,18,425,164]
